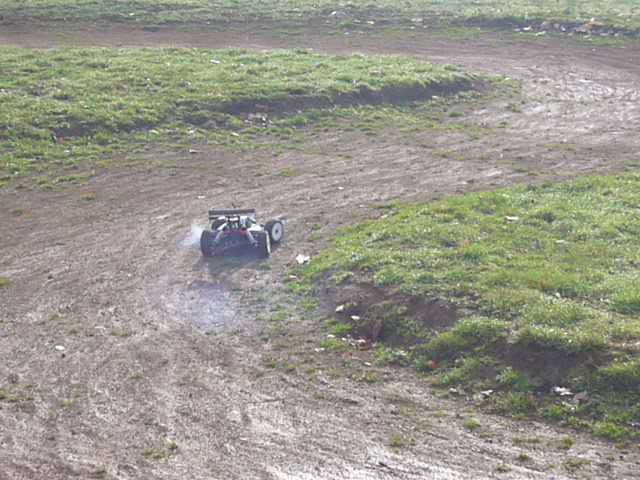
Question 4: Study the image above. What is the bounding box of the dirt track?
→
[1,22,640,479]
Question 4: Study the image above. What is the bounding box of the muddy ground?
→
[1,21,640,479]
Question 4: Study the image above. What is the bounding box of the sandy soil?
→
[1,21,640,479]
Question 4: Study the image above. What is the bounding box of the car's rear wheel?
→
[255,231,271,258]
[200,230,215,257]
[265,220,284,243]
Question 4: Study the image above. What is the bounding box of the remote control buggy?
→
[200,209,284,258]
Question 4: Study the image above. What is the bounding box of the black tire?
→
[265,220,284,243]
[211,219,225,231]
[200,230,215,257]
[255,231,271,258]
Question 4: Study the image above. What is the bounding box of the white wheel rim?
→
[270,223,283,242]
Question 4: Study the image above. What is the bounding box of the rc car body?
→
[200,209,284,258]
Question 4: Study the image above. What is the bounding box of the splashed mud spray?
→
[181,223,205,248]
[172,224,241,332]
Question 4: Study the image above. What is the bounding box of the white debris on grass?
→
[296,254,310,265]
[553,386,573,397]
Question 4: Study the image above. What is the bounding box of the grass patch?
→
[512,436,540,446]
[141,442,178,461]
[591,421,630,442]
[1,1,639,32]
[0,46,472,188]
[555,436,575,450]
[353,371,379,383]
[0,276,10,287]
[329,321,353,337]
[319,337,346,351]
[463,417,481,430]
[81,193,97,201]
[388,434,415,449]
[564,457,589,473]
[301,173,640,436]
[374,345,410,366]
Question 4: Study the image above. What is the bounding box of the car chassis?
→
[200,209,283,258]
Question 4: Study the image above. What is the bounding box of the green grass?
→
[329,321,353,336]
[512,436,540,446]
[319,337,346,351]
[564,457,589,473]
[300,174,640,436]
[141,441,178,461]
[388,434,415,449]
[0,46,472,188]
[556,436,575,450]
[463,417,481,430]
[1,1,639,31]
[353,371,379,383]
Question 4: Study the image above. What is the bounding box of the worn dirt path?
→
[1,22,640,479]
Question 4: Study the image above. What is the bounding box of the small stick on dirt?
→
[245,397,285,405]
[422,430,450,441]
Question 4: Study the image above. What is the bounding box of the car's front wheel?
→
[265,220,284,243]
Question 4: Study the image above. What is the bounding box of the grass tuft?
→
[463,417,481,430]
